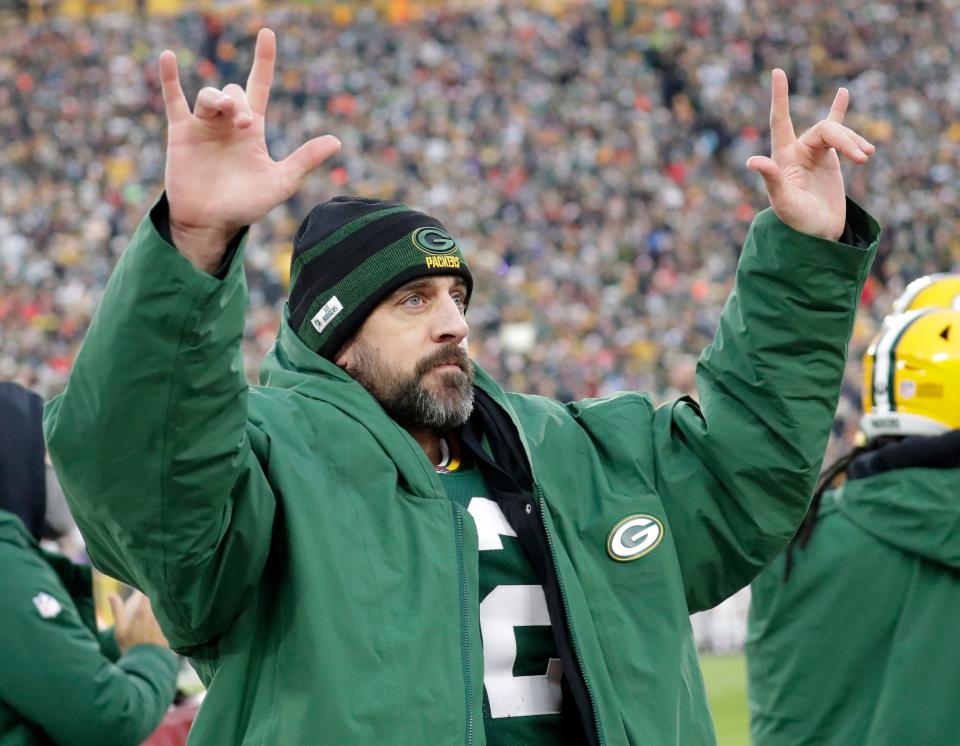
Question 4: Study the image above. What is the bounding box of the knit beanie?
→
[287,197,473,359]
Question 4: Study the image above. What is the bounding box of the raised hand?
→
[109,591,169,652]
[747,69,875,241]
[160,28,341,272]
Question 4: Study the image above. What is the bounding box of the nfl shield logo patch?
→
[33,592,62,619]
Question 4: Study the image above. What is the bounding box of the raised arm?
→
[656,70,879,610]
[44,29,339,650]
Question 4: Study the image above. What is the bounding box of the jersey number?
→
[469,498,563,718]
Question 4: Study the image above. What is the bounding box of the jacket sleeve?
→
[653,201,879,612]
[99,628,122,662]
[44,197,277,650]
[0,543,179,746]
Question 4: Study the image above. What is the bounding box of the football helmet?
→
[861,308,960,438]
[891,272,960,314]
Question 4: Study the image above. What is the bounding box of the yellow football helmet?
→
[891,272,960,314]
[862,308,960,438]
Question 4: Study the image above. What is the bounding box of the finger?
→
[159,50,190,124]
[803,119,875,155]
[839,123,875,154]
[279,135,342,190]
[246,27,276,116]
[126,589,146,610]
[800,121,869,163]
[769,68,796,154]
[194,87,233,120]
[108,594,123,624]
[746,155,788,202]
[223,83,254,128]
[827,87,849,124]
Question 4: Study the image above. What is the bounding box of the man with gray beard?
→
[46,28,880,745]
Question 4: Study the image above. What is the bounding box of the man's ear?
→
[335,338,355,369]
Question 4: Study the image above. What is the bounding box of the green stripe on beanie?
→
[287,197,473,360]
[289,204,411,287]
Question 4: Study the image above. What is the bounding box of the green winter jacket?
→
[44,199,878,745]
[747,456,960,745]
[0,510,178,746]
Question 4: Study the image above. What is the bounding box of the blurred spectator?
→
[0,381,179,746]
[1,1,958,464]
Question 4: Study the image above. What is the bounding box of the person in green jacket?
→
[747,304,960,746]
[0,382,179,746]
[44,29,880,745]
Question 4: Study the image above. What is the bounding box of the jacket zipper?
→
[537,484,604,746]
[451,504,475,746]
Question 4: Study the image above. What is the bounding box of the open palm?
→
[747,69,875,241]
[159,29,340,271]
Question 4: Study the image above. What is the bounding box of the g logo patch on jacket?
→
[607,514,664,561]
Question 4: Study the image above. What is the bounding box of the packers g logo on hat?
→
[413,227,462,269]
[412,227,458,255]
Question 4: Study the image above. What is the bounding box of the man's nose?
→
[432,294,469,344]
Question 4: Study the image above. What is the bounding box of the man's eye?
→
[403,295,423,307]
[452,292,466,307]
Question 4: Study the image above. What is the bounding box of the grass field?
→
[700,653,749,746]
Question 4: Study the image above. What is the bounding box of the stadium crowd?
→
[2,0,958,457]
